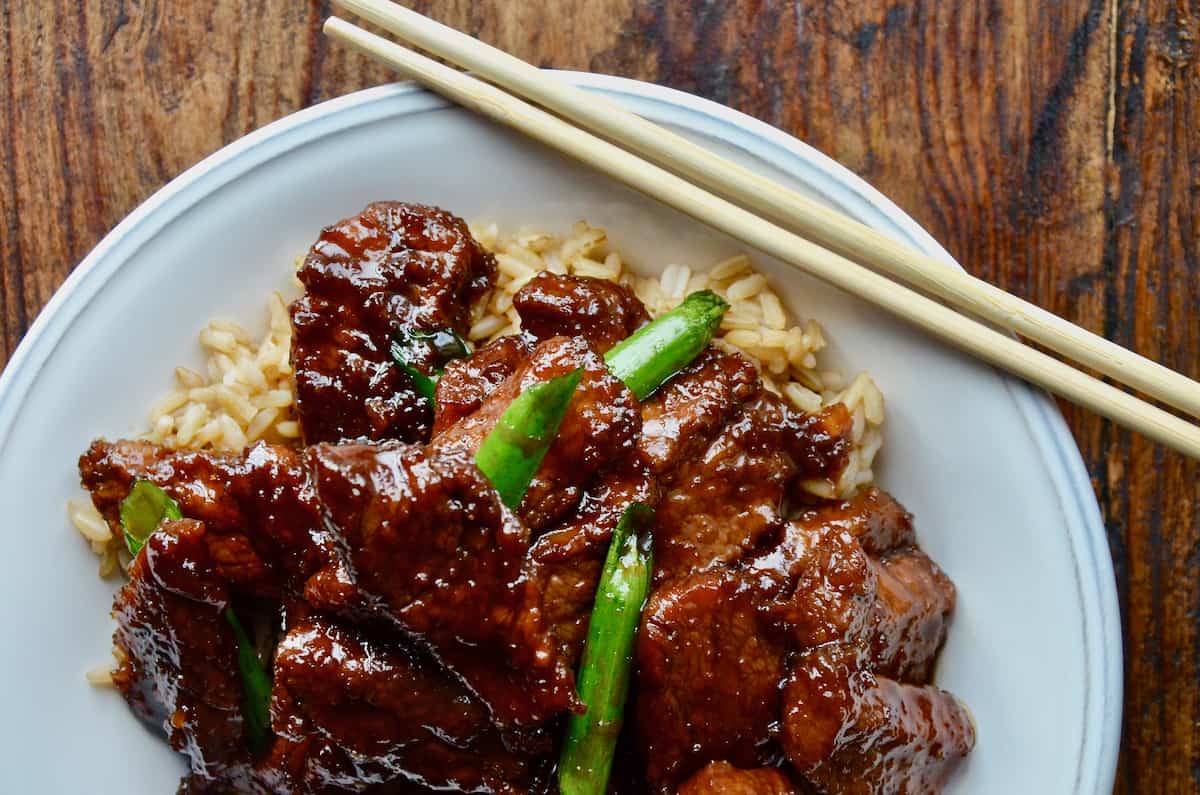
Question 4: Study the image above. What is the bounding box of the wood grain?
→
[1,1,1196,791]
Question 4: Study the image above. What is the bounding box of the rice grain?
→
[726,273,767,303]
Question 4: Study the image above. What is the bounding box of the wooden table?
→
[2,2,1196,791]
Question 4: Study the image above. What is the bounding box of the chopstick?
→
[332,0,1200,424]
[323,14,1200,460]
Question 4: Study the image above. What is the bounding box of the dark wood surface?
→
[2,1,1196,791]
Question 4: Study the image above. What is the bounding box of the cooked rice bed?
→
[145,291,299,454]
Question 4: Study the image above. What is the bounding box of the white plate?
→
[0,75,1120,793]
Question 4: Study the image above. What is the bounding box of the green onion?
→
[411,328,471,361]
[391,328,473,405]
[390,347,439,403]
[118,480,182,556]
[224,608,273,756]
[558,503,654,795]
[604,290,728,401]
[474,368,584,509]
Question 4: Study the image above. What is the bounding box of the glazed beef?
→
[82,440,547,793]
[678,762,797,795]
[87,406,969,795]
[430,274,646,532]
[271,618,532,793]
[112,519,254,787]
[868,548,956,683]
[652,392,853,583]
[420,286,654,701]
[290,202,494,445]
[637,347,760,476]
[522,463,657,665]
[307,441,579,731]
[636,567,788,788]
[79,439,356,611]
[782,644,974,795]
[637,346,852,583]
[512,271,649,353]
[773,496,970,793]
[431,271,650,436]
[433,335,532,435]
[754,516,880,656]
[81,270,657,790]
[636,489,971,793]
[111,515,530,795]
[306,328,648,731]
[813,486,916,556]
[787,491,956,683]
[635,513,874,789]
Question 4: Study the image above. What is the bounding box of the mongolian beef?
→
[74,202,975,793]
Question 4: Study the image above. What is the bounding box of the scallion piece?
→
[558,503,654,795]
[474,368,584,509]
[224,608,273,756]
[390,350,440,403]
[411,328,471,361]
[118,480,182,556]
[604,290,728,401]
[391,328,473,405]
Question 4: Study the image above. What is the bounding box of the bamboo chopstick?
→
[331,0,1200,424]
[323,15,1200,460]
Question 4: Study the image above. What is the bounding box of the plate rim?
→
[0,74,1120,793]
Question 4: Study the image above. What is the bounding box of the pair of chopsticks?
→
[324,0,1200,459]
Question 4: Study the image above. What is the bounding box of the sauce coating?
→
[79,202,973,794]
[291,202,494,444]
